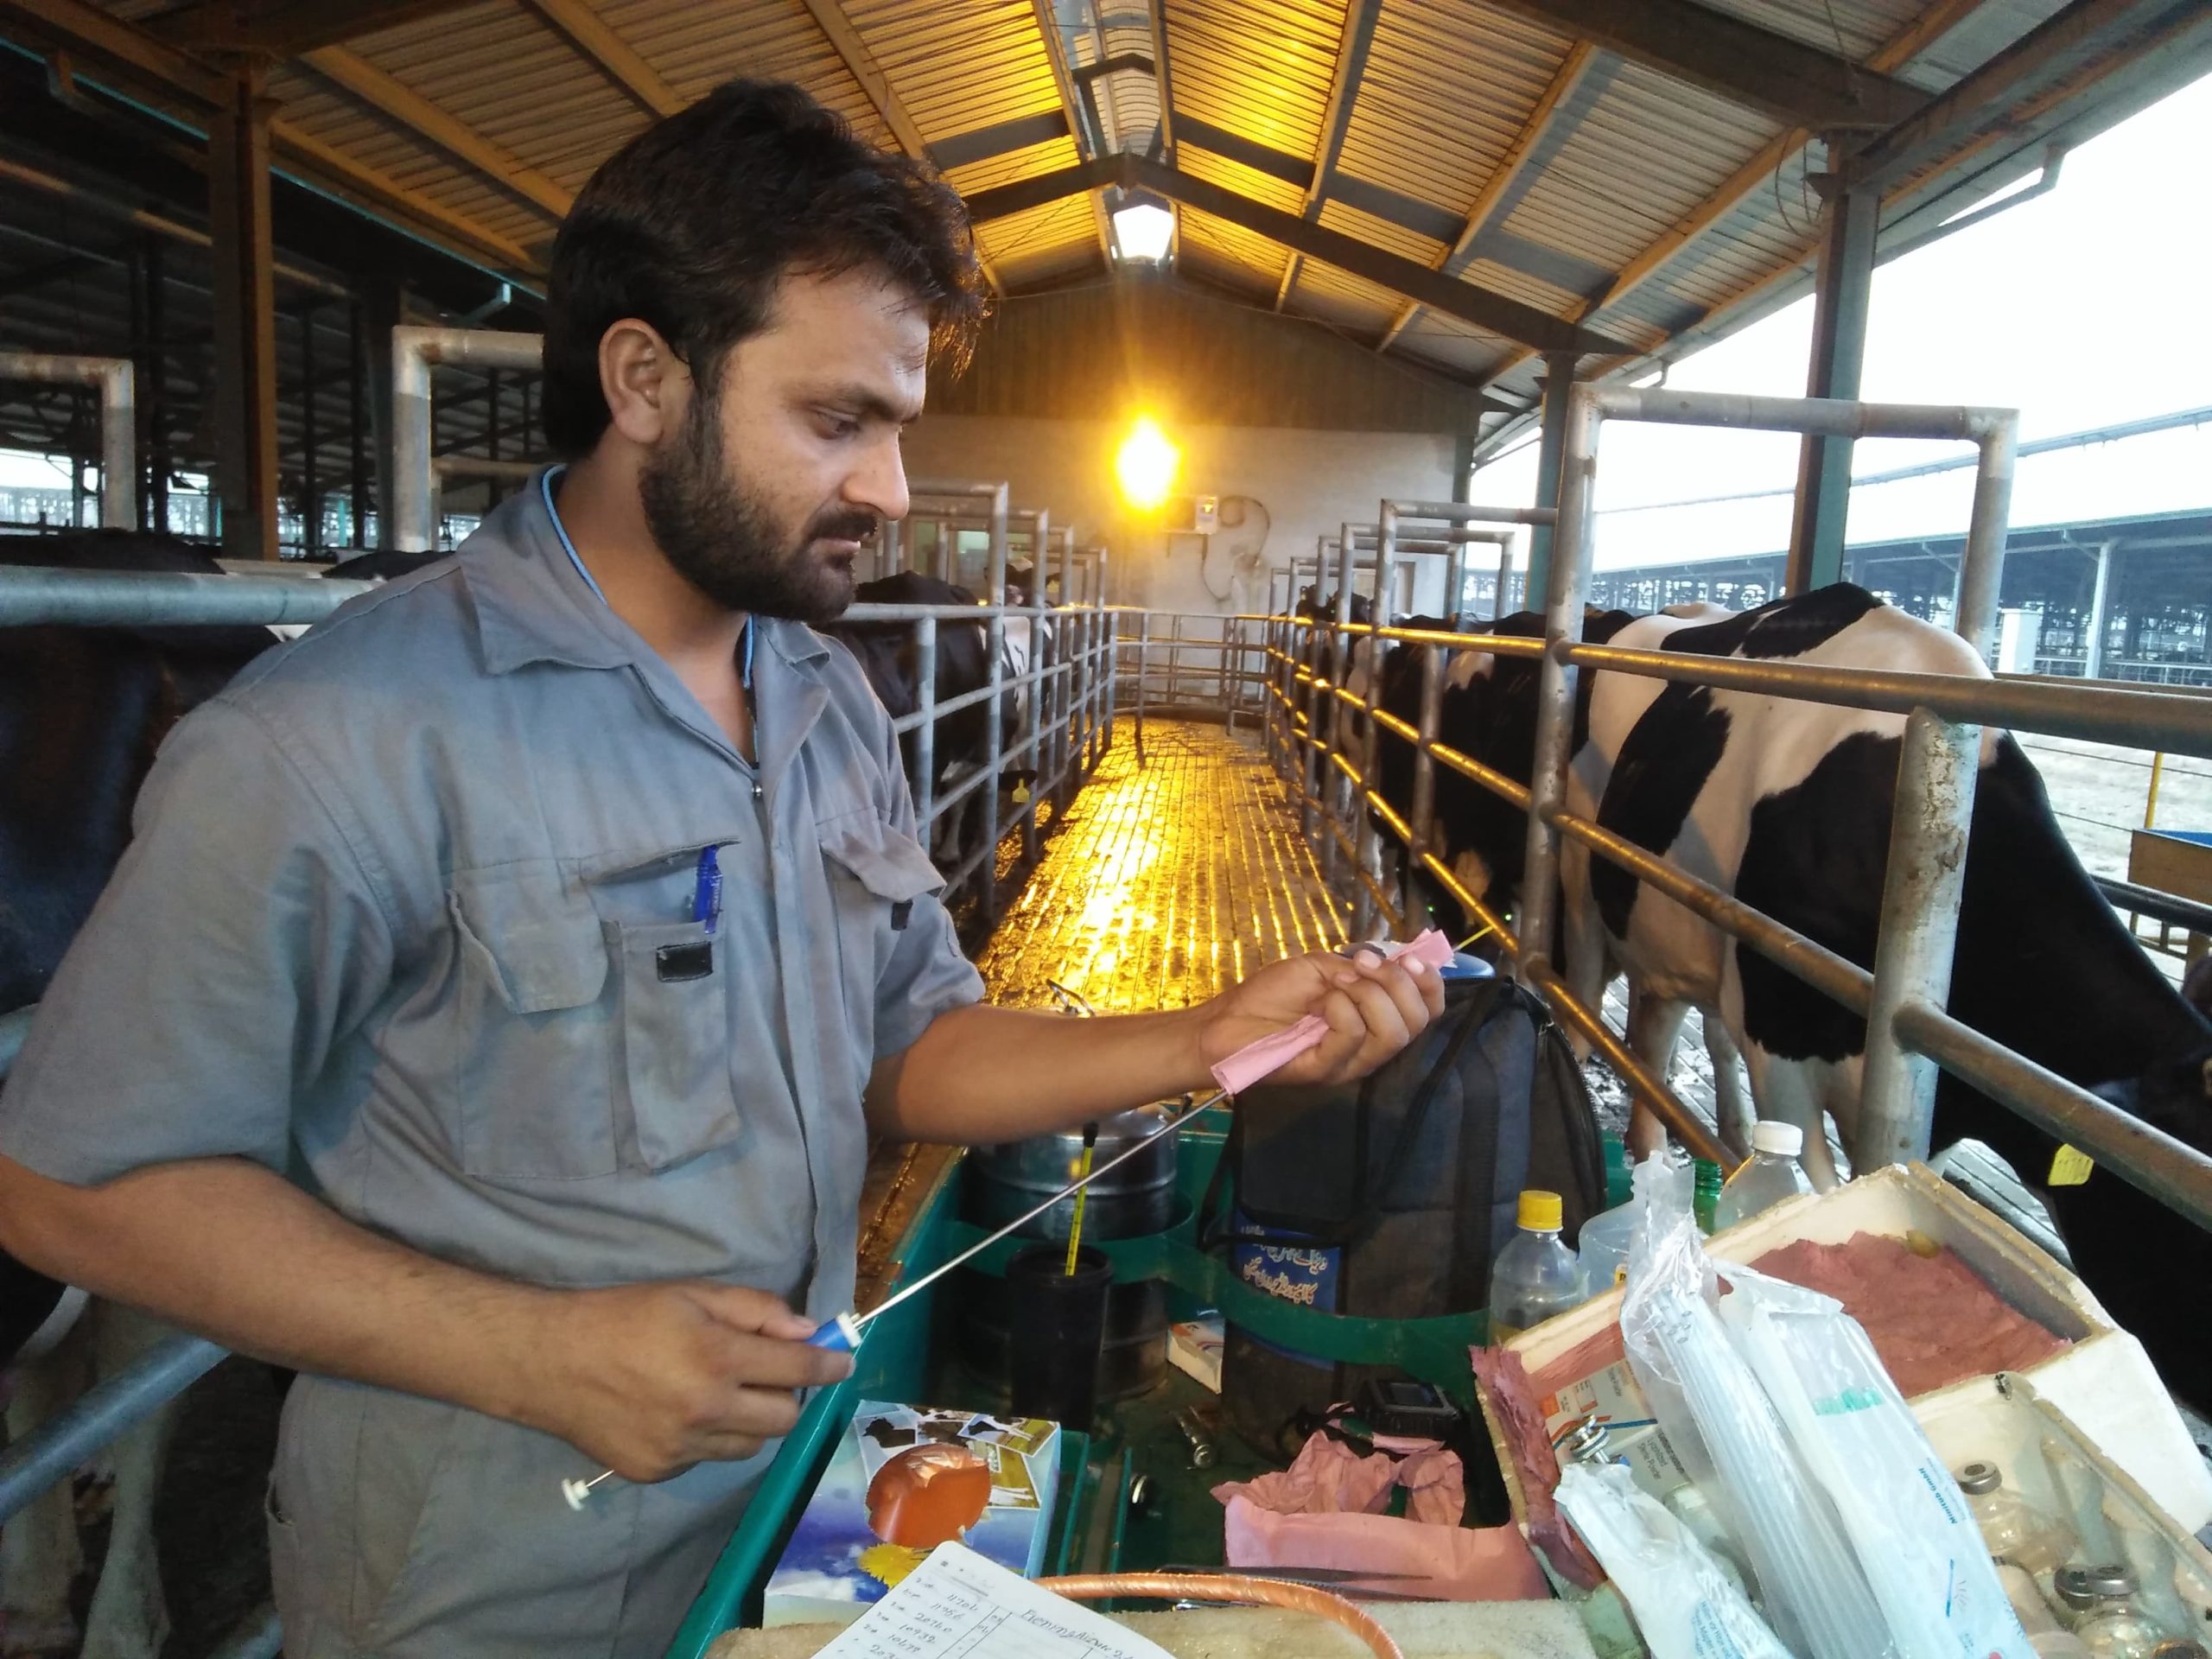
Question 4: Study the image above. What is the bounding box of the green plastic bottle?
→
[1692,1159,1723,1235]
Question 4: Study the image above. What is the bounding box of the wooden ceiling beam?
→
[519,0,684,119]
[300,46,575,221]
[141,0,483,57]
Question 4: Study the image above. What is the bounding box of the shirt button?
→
[753,782,765,803]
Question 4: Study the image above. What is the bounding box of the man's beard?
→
[638,393,875,625]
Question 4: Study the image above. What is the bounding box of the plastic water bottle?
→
[1488,1191,1588,1342]
[1711,1122,1815,1230]
[1576,1198,1637,1294]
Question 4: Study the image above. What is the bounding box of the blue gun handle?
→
[806,1313,861,1352]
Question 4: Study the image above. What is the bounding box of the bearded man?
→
[0,79,1439,1656]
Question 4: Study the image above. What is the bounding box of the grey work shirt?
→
[0,478,982,1657]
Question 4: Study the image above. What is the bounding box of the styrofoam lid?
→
[1751,1120,1804,1158]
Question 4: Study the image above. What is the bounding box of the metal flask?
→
[954,1105,1179,1401]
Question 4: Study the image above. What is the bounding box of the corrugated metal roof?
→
[1335,0,1568,215]
[18,0,2190,445]
[1167,0,1344,159]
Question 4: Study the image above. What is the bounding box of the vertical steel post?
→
[913,615,939,840]
[1857,417,2016,1167]
[1165,612,1181,711]
[2085,541,2114,680]
[881,518,902,579]
[979,515,1007,922]
[1525,352,1578,612]
[1327,527,1358,914]
[1406,641,1442,928]
[393,336,433,554]
[1518,389,1601,969]
[1497,543,1515,620]
[1787,179,1878,594]
[209,64,278,560]
[347,300,367,548]
[300,303,319,556]
[96,359,136,531]
[144,240,168,534]
[1134,612,1150,756]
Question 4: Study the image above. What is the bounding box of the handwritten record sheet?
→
[813,1541,1175,1659]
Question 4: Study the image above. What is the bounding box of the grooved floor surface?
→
[972,719,1348,1013]
[854,717,1344,1310]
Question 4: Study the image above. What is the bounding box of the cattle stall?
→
[1254,388,2212,1418]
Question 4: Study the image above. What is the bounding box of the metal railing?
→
[1257,390,2212,1233]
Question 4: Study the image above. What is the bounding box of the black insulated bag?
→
[1202,971,1605,1458]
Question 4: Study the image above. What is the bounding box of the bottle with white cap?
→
[1486,1190,1588,1342]
[1711,1121,1816,1230]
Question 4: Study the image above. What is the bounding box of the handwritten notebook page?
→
[810,1541,1175,1659]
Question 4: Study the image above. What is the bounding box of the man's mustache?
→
[805,512,879,547]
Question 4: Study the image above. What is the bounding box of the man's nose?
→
[848,436,909,524]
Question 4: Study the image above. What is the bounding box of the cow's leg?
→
[1738,1045,1840,1191]
[1623,989,1690,1163]
[74,1303,175,1659]
[2,1332,91,1656]
[1701,1016,1755,1158]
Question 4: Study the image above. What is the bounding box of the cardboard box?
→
[761,1402,1061,1628]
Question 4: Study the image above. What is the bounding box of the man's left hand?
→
[1196,946,1444,1089]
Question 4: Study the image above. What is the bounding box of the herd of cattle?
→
[1307,582,2209,1411]
[0,530,1048,1657]
[2,536,2209,1653]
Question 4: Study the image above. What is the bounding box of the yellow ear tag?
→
[1013,782,1031,805]
[2048,1144,2094,1186]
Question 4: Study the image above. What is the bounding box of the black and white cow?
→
[1412,584,2212,1408]
[1,530,436,1656]
[823,573,1035,884]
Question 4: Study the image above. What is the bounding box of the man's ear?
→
[599,319,688,447]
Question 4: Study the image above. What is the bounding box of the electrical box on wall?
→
[1160,493,1219,534]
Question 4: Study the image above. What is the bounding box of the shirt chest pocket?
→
[448,869,617,1180]
[449,859,741,1179]
[821,819,946,1028]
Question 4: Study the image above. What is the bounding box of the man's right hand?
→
[532,1282,853,1482]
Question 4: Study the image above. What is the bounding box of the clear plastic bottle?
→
[1711,1122,1816,1230]
[1487,1190,1588,1342]
[2053,1564,2166,1659]
[1576,1198,1637,1293]
[1955,1461,2076,1577]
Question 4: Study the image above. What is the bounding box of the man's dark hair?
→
[540,79,987,458]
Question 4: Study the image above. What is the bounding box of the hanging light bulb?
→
[1115,415,1179,511]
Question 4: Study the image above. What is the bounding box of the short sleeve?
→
[0,699,396,1185]
[868,713,983,1061]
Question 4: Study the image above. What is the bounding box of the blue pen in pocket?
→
[691,844,724,934]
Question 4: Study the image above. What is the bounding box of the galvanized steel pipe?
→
[0,1334,225,1525]
[0,353,137,530]
[1516,391,1601,972]
[912,615,938,830]
[390,327,543,554]
[0,568,377,627]
[1893,999,2212,1231]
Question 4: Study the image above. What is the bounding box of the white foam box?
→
[1474,1162,2212,1548]
[1914,1370,2212,1641]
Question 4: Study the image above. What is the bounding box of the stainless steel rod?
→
[0,1335,225,1524]
[0,569,377,627]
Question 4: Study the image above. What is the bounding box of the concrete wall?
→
[898,413,1464,619]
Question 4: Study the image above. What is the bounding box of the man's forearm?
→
[867,1002,1214,1143]
[0,1153,559,1433]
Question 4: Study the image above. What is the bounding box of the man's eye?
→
[822,416,861,439]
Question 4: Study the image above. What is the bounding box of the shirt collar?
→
[463,467,830,677]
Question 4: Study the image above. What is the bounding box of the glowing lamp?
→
[1111,203,1173,263]
[1115,416,1180,512]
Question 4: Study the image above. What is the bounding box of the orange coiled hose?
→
[1036,1573,1405,1659]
